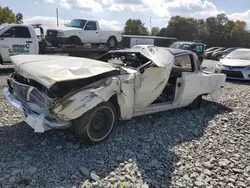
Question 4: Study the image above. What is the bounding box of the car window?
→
[1,26,31,38]
[195,45,203,53]
[85,22,97,30]
[180,44,191,50]
[174,54,193,72]
[170,42,181,49]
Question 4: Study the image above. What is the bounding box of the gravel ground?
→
[0,61,250,188]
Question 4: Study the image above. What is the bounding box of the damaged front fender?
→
[52,77,122,121]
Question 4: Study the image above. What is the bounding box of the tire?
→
[67,36,82,45]
[72,101,117,145]
[188,96,202,110]
[107,36,117,48]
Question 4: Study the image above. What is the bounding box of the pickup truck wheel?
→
[107,37,117,48]
[72,101,117,145]
[67,36,82,45]
[187,96,202,110]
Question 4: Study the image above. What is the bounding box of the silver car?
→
[215,48,250,80]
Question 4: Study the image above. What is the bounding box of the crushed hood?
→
[220,58,250,67]
[10,55,119,89]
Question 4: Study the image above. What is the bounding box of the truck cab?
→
[0,24,39,64]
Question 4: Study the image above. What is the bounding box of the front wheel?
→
[67,36,82,45]
[72,101,117,145]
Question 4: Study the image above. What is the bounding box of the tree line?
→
[124,14,250,48]
[0,6,249,48]
[0,6,23,24]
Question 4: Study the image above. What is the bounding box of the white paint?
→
[10,55,118,88]
[53,77,122,120]
[0,24,39,63]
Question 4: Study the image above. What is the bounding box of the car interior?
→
[98,51,195,104]
[153,54,194,104]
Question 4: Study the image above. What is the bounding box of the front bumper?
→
[3,87,71,133]
[45,35,68,46]
[215,66,250,80]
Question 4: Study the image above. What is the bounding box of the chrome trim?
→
[26,86,34,101]
[4,87,71,132]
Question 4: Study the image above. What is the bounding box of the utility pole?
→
[149,17,152,34]
[56,8,59,27]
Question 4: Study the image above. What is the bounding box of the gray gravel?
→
[1,61,250,188]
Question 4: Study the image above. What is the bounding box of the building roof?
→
[122,35,177,40]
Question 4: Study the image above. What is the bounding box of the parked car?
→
[4,45,226,144]
[204,47,220,53]
[215,48,250,80]
[204,47,226,59]
[45,19,122,47]
[170,41,206,63]
[211,47,238,60]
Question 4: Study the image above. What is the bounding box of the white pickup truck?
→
[45,19,122,47]
[0,24,40,63]
[0,23,120,64]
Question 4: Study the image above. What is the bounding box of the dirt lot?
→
[0,60,250,188]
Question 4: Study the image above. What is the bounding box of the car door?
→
[0,26,36,62]
[134,65,172,110]
[82,21,100,44]
[176,54,218,105]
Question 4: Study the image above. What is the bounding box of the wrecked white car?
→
[4,45,226,144]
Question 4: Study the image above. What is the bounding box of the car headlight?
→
[57,32,65,37]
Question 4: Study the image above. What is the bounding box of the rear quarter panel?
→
[100,31,122,43]
[178,72,226,106]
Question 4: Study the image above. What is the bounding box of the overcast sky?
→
[1,0,250,30]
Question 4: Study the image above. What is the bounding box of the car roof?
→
[0,24,31,27]
[234,48,250,52]
[174,41,204,45]
[165,48,192,56]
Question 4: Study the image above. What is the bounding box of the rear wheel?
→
[107,36,117,48]
[72,101,117,145]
